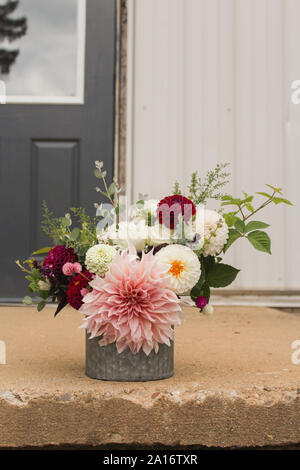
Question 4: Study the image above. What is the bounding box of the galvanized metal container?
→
[85,333,174,382]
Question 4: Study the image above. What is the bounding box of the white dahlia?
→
[202,210,229,257]
[155,244,201,295]
[148,223,173,247]
[99,220,149,251]
[85,244,116,276]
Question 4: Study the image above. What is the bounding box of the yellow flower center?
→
[168,260,185,278]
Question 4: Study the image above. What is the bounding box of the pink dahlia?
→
[80,248,182,355]
[157,195,196,229]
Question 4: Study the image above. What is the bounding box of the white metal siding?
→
[127,0,300,290]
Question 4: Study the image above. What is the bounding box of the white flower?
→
[155,244,201,295]
[85,244,116,276]
[38,279,51,291]
[99,220,149,251]
[203,304,214,315]
[202,210,229,256]
[131,199,159,224]
[148,223,173,246]
[181,220,204,250]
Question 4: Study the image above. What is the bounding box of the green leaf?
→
[221,197,242,207]
[223,229,241,253]
[94,168,103,178]
[201,255,215,274]
[37,300,46,312]
[31,246,52,255]
[61,217,72,227]
[266,184,282,193]
[245,201,254,212]
[256,192,271,198]
[39,290,50,300]
[223,212,238,227]
[206,263,240,288]
[234,218,245,233]
[23,296,33,305]
[272,197,293,206]
[70,227,80,241]
[136,199,145,209]
[108,182,116,196]
[245,221,270,232]
[247,230,271,254]
[242,195,254,203]
[191,279,204,301]
[31,268,40,280]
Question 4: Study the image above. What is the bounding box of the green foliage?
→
[172,181,182,195]
[37,300,46,312]
[191,255,239,303]
[41,201,66,245]
[247,230,271,254]
[221,185,292,255]
[94,160,121,211]
[206,263,240,288]
[187,163,230,205]
[31,246,52,255]
[223,229,241,253]
[245,220,269,232]
[40,202,98,263]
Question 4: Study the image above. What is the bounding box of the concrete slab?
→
[0,305,300,448]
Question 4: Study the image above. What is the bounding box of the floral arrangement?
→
[17,162,292,355]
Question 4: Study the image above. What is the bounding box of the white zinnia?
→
[202,210,229,257]
[99,220,149,251]
[85,244,116,276]
[155,244,201,295]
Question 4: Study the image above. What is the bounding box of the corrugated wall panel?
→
[127,0,298,290]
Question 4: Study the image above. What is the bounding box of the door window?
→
[0,0,86,104]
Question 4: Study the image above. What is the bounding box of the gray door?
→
[0,0,116,301]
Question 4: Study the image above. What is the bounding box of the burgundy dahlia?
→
[66,270,93,310]
[43,245,78,273]
[157,195,196,229]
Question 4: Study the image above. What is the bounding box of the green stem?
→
[242,192,275,221]
[101,176,115,207]
[79,272,91,283]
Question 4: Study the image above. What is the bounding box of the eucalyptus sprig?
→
[94,160,121,209]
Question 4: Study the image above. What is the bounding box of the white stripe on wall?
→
[127,0,299,290]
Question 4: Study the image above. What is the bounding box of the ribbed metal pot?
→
[85,333,174,382]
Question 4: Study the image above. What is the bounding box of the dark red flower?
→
[66,270,93,310]
[43,245,78,273]
[157,195,196,229]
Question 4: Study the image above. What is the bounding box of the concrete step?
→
[0,305,300,448]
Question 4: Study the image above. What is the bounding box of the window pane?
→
[0,0,84,98]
